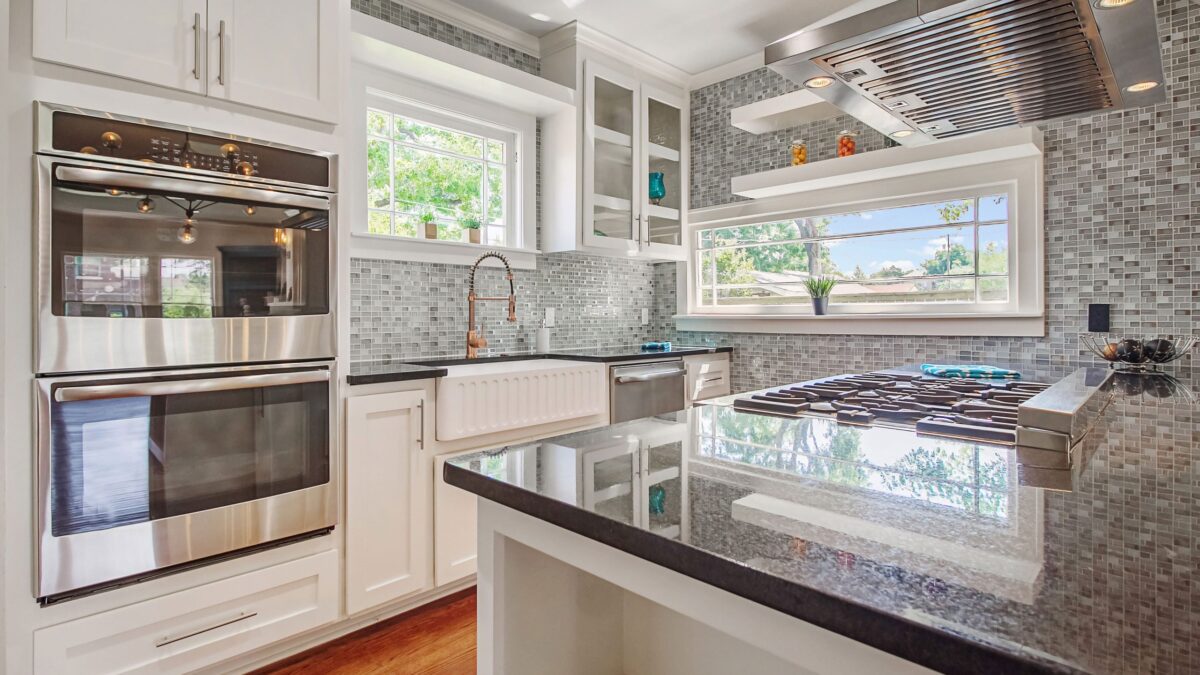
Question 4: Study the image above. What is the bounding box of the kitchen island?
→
[445,367,1200,674]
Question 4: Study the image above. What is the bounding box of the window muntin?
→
[695,194,1010,311]
[366,107,512,246]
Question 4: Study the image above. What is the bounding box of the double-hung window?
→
[365,97,520,248]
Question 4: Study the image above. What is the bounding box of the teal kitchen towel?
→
[920,364,1022,380]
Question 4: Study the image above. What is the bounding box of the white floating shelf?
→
[351,13,574,117]
[593,193,632,211]
[646,204,680,220]
[731,127,1044,200]
[594,125,632,148]
[730,90,842,135]
[648,142,680,162]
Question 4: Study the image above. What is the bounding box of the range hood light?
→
[1093,0,1135,7]
[1125,80,1159,92]
[890,129,915,139]
[804,76,834,89]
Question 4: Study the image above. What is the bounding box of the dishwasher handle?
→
[615,369,684,384]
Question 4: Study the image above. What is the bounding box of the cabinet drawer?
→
[692,373,731,401]
[34,550,338,674]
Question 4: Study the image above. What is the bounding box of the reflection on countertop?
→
[446,365,1200,674]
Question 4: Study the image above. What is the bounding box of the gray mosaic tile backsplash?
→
[351,0,540,75]
[666,0,1199,393]
[349,2,658,361]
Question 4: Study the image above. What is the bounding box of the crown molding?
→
[539,21,690,87]
[400,0,541,56]
[687,51,765,91]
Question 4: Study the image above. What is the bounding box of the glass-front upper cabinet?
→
[583,61,640,252]
[640,85,685,259]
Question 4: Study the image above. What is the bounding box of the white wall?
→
[1,1,350,672]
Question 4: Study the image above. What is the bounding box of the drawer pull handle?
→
[155,611,258,648]
[700,376,725,384]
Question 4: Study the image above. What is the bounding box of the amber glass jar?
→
[790,140,807,166]
[837,130,857,157]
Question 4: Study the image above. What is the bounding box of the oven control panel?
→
[47,109,331,189]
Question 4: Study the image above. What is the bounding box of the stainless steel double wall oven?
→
[34,104,338,603]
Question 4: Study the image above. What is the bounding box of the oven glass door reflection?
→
[50,371,330,538]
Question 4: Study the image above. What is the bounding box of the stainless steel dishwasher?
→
[609,359,686,423]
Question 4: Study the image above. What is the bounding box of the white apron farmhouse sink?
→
[436,359,607,441]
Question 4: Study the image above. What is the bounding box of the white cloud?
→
[869,259,916,271]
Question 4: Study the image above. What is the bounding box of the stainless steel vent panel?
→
[766,0,1165,144]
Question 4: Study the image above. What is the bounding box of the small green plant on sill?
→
[460,215,482,230]
[803,276,838,298]
[419,211,438,239]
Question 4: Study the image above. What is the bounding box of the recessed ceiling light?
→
[890,129,915,139]
[1125,80,1159,92]
[529,12,552,21]
[1093,0,1135,8]
[804,76,834,89]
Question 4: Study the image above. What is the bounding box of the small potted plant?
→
[803,276,837,315]
[419,211,438,240]
[460,215,483,244]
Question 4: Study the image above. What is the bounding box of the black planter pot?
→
[812,297,829,315]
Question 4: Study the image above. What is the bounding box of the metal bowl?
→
[1080,334,1196,370]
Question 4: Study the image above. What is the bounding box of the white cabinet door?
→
[583,60,641,253]
[206,0,338,123]
[345,391,432,615]
[639,83,688,261]
[433,451,479,587]
[33,0,207,94]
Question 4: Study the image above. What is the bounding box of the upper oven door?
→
[36,157,335,374]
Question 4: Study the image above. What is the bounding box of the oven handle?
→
[54,370,330,402]
[54,165,329,210]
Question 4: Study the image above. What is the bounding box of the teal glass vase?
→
[648,172,666,205]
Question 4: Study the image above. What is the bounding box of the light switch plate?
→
[641,308,649,326]
[545,307,556,327]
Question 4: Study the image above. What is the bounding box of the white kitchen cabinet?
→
[345,390,432,615]
[685,353,731,403]
[33,0,208,95]
[34,550,337,674]
[433,450,480,586]
[206,0,338,122]
[541,32,688,261]
[32,0,338,123]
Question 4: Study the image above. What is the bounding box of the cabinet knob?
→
[100,131,123,149]
[220,143,241,159]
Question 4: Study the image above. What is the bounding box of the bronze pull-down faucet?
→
[466,251,517,359]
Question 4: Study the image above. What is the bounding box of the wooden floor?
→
[253,589,477,674]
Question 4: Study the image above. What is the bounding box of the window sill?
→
[674,313,1045,337]
[349,232,540,269]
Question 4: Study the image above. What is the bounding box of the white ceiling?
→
[447,0,861,75]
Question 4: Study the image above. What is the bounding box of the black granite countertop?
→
[347,345,731,384]
[345,361,448,385]
[445,365,1200,674]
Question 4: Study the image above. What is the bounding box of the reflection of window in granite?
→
[698,410,1009,518]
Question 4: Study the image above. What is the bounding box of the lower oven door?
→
[610,360,687,423]
[35,362,336,602]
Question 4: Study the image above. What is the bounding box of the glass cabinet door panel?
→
[585,62,639,250]
[642,88,684,253]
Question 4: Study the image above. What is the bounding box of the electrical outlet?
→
[641,308,649,326]
[544,307,556,328]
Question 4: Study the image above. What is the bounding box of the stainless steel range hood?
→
[766,0,1166,144]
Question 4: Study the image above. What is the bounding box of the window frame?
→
[365,98,517,247]
[350,66,538,268]
[679,157,1044,336]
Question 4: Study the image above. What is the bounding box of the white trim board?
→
[351,12,574,117]
[400,0,541,56]
[539,22,690,87]
[673,314,1046,337]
